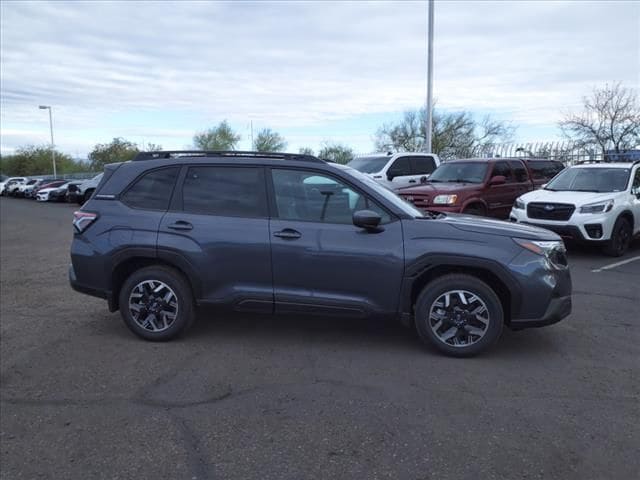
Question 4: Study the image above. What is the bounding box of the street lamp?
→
[38,105,56,178]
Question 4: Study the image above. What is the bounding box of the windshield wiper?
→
[572,189,601,192]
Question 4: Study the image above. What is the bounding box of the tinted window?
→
[122,167,179,210]
[388,157,411,177]
[528,160,564,180]
[545,167,630,193]
[509,160,529,182]
[411,156,437,175]
[492,161,513,182]
[182,166,266,217]
[272,169,390,224]
[347,156,389,174]
[429,162,488,183]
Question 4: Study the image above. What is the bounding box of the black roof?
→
[132,150,324,163]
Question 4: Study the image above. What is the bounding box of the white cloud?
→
[0,0,638,155]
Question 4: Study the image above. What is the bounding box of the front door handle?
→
[273,228,301,239]
[408,179,417,183]
[167,221,193,231]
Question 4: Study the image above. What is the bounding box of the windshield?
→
[336,165,424,217]
[347,156,389,174]
[428,162,488,183]
[545,167,630,192]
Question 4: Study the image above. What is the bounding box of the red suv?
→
[397,158,564,219]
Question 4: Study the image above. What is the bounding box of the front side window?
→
[411,156,437,175]
[182,166,267,217]
[491,161,513,182]
[631,168,640,196]
[271,169,390,224]
[387,157,411,177]
[122,167,179,210]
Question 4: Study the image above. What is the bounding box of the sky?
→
[1,0,638,158]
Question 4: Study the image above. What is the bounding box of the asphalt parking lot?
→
[1,197,638,480]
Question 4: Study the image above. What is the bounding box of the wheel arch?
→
[402,256,519,325]
[618,209,635,231]
[110,253,201,312]
[461,198,488,213]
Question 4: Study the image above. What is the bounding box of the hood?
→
[520,189,618,206]
[433,212,560,241]
[38,187,57,194]
[397,182,480,195]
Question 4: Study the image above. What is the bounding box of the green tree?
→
[374,107,515,159]
[88,138,139,171]
[559,82,640,156]
[317,142,355,164]
[0,145,83,176]
[298,147,315,156]
[193,121,241,150]
[254,128,287,152]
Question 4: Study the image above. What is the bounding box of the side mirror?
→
[420,175,429,184]
[489,175,506,185]
[353,210,383,232]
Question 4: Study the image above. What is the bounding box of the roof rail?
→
[132,150,325,163]
[575,159,638,165]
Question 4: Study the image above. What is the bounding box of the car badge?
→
[544,204,555,211]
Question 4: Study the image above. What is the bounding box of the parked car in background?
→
[24,178,56,198]
[1,177,28,196]
[521,158,565,189]
[16,179,40,197]
[35,181,69,202]
[69,150,572,357]
[72,173,103,205]
[398,158,563,219]
[347,152,440,190]
[510,161,640,256]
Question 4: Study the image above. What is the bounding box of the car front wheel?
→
[119,266,195,341]
[603,217,632,257]
[415,274,503,357]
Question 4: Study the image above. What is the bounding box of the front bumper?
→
[510,208,615,242]
[511,295,572,329]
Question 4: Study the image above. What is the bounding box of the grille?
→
[527,202,575,221]
[402,194,430,209]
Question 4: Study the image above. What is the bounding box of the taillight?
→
[73,211,97,233]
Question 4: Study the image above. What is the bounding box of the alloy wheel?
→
[128,280,179,332]
[428,290,490,347]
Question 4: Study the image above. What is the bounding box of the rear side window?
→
[411,156,437,175]
[122,167,179,211]
[182,166,267,217]
[509,161,529,182]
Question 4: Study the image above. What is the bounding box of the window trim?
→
[177,164,269,219]
[266,166,396,225]
[120,166,181,212]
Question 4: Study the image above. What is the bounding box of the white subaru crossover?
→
[510,161,640,256]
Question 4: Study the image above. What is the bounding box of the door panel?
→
[484,161,518,218]
[269,168,405,317]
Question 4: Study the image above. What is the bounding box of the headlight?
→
[579,199,614,214]
[433,194,458,205]
[514,198,525,210]
[513,238,567,269]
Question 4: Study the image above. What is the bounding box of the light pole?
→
[38,105,56,178]
[425,0,435,154]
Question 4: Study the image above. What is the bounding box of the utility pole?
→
[39,105,56,177]
[250,120,254,150]
[425,0,435,154]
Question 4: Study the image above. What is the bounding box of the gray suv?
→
[69,151,572,356]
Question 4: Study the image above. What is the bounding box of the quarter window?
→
[182,166,267,217]
[122,167,179,211]
[271,169,390,224]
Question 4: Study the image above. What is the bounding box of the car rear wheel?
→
[415,274,503,357]
[119,266,195,341]
[603,217,632,257]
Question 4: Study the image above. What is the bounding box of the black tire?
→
[415,274,503,357]
[83,189,94,205]
[463,205,485,216]
[603,217,632,257]
[119,265,195,341]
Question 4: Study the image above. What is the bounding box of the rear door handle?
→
[273,228,301,239]
[167,221,193,231]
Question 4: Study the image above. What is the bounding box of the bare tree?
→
[559,82,640,156]
[375,107,514,159]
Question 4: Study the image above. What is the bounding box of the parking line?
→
[591,256,640,273]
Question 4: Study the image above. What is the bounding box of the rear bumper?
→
[510,295,572,329]
[69,264,114,308]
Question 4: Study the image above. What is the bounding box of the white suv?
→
[347,152,440,190]
[510,162,640,256]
